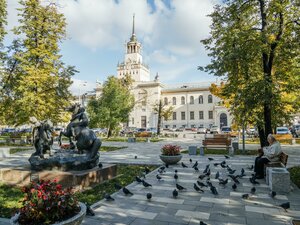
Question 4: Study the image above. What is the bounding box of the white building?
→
[97,16,232,130]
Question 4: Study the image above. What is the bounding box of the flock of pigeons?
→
[87,156,291,224]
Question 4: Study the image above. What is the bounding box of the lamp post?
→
[78,81,87,105]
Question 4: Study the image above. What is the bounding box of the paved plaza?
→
[0,138,300,225]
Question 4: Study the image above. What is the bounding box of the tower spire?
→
[130,14,137,42]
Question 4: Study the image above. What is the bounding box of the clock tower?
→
[117,15,150,82]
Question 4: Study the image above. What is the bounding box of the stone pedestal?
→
[0,147,10,158]
[188,146,197,155]
[268,167,290,194]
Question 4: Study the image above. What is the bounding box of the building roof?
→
[162,81,219,93]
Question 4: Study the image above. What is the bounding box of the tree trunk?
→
[157,100,162,135]
[107,127,112,138]
[257,124,267,147]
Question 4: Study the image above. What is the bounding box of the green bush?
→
[288,166,300,188]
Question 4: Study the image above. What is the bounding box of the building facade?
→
[96,16,232,130]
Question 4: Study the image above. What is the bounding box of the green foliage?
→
[288,166,300,188]
[0,0,76,125]
[0,183,23,218]
[87,76,134,137]
[201,0,300,145]
[0,0,6,47]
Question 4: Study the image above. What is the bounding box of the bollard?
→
[199,146,204,156]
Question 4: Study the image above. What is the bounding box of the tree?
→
[87,76,135,138]
[200,0,300,146]
[153,100,174,135]
[0,0,75,125]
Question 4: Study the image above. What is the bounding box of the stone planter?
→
[10,202,86,225]
[159,154,182,165]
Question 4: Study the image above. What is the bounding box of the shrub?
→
[16,179,79,225]
[135,131,152,137]
[161,144,181,156]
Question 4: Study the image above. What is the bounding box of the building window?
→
[181,96,185,105]
[132,117,134,124]
[164,97,168,105]
[209,110,213,119]
[199,111,204,120]
[190,96,194,104]
[173,125,176,128]
[199,95,203,104]
[172,97,176,105]
[208,94,213,103]
[190,111,194,120]
[172,112,177,120]
[181,112,185,120]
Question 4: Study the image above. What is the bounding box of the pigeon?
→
[232,183,237,191]
[114,183,122,190]
[134,155,137,159]
[175,169,178,173]
[241,168,245,176]
[104,193,115,201]
[220,163,227,168]
[248,165,254,170]
[249,177,260,185]
[160,166,166,171]
[224,155,230,159]
[122,187,133,195]
[181,162,188,168]
[158,169,163,174]
[197,181,207,188]
[198,174,206,180]
[206,169,211,177]
[208,157,214,161]
[228,169,236,175]
[210,186,218,195]
[174,174,178,180]
[192,161,198,168]
[86,203,95,216]
[142,180,152,187]
[228,174,240,184]
[279,202,290,211]
[200,221,207,225]
[194,166,199,172]
[136,176,143,183]
[270,191,277,198]
[203,165,210,174]
[146,193,152,200]
[219,178,228,186]
[165,164,169,168]
[144,167,150,174]
[156,174,162,181]
[189,158,192,163]
[172,189,178,198]
[213,163,219,167]
[206,180,213,187]
[98,163,103,168]
[220,160,226,165]
[242,193,249,199]
[215,171,220,179]
[176,183,186,191]
[251,187,256,194]
[193,183,204,192]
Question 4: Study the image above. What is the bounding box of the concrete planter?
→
[159,154,182,165]
[11,202,86,225]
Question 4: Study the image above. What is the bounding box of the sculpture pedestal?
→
[0,164,117,190]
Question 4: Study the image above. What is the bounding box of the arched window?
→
[199,95,203,104]
[181,96,185,105]
[190,96,194,104]
[208,94,213,103]
[172,97,176,105]
[164,97,168,105]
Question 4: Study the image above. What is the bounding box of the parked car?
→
[210,125,220,134]
[291,124,300,137]
[276,127,290,134]
[247,127,256,135]
[197,127,207,134]
[221,126,231,134]
[176,127,185,132]
[146,128,157,134]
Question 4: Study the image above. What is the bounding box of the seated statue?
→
[29,117,53,158]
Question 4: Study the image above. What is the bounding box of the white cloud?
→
[149,50,177,64]
[69,78,96,95]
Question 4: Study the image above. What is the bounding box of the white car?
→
[276,127,290,134]
[197,127,207,134]
[210,125,220,134]
[221,126,231,134]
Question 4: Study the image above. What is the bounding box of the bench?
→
[202,134,231,150]
[264,152,288,177]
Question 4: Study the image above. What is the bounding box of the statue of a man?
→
[29,117,53,158]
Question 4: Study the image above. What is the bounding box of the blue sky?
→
[5,0,218,94]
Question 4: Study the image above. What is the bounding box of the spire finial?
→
[132,14,135,35]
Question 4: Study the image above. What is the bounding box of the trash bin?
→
[188,146,197,155]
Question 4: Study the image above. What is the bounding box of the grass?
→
[288,166,300,188]
[0,164,157,218]
[240,138,300,145]
[181,148,257,155]
[102,137,163,142]
[100,146,127,152]
[9,147,32,154]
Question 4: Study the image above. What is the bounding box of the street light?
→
[78,81,87,105]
